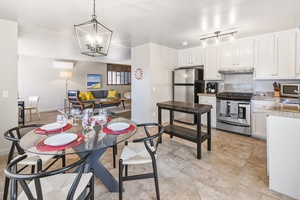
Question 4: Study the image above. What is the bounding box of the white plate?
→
[41,122,66,131]
[44,133,77,146]
[107,122,130,131]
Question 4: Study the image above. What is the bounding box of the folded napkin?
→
[103,124,135,135]
[34,123,72,134]
[36,134,84,151]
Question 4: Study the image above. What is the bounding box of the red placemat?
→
[36,134,84,151]
[103,124,135,135]
[34,123,72,134]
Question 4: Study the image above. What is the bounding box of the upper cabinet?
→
[204,45,223,80]
[178,47,204,67]
[219,38,254,68]
[297,30,300,78]
[254,35,275,79]
[254,29,298,79]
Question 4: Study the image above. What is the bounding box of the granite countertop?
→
[251,96,280,101]
[268,102,300,119]
[197,93,216,97]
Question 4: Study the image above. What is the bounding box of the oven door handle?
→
[217,119,250,127]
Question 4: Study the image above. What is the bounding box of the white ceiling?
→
[1,0,300,50]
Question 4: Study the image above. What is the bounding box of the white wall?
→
[131,43,177,123]
[0,19,18,155]
[18,55,131,111]
[18,25,131,64]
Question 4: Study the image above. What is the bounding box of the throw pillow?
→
[85,91,95,100]
[79,92,87,100]
[107,90,117,99]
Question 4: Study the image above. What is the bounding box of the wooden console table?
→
[157,101,212,159]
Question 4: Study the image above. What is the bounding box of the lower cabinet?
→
[251,100,275,140]
[199,95,216,128]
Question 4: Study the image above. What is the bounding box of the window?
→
[107,64,131,85]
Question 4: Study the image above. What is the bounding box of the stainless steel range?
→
[216,92,253,136]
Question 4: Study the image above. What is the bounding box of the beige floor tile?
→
[1,111,297,200]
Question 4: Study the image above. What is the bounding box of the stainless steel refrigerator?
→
[173,67,205,124]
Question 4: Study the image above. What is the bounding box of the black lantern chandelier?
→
[74,0,113,56]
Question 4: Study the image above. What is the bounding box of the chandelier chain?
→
[93,0,96,18]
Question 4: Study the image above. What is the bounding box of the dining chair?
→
[68,90,94,112]
[24,96,41,122]
[119,123,164,200]
[124,92,131,106]
[5,153,94,200]
[3,124,66,200]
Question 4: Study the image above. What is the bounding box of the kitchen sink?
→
[279,98,300,104]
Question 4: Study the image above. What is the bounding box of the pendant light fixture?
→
[74,0,113,56]
[215,31,220,46]
[200,30,237,48]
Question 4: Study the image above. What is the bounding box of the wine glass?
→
[82,109,96,149]
[70,108,80,126]
[56,114,67,133]
[96,109,108,141]
[82,114,96,129]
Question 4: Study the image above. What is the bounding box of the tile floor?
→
[0,111,296,200]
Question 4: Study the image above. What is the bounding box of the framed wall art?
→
[87,74,101,89]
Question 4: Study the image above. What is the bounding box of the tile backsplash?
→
[223,84,255,92]
[209,74,300,93]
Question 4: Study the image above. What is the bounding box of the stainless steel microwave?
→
[280,84,300,97]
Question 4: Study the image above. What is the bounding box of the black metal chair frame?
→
[5,153,94,200]
[67,90,94,111]
[3,124,66,200]
[119,123,164,200]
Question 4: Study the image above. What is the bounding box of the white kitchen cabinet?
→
[178,47,203,67]
[219,38,254,68]
[251,100,275,140]
[199,95,216,127]
[204,45,223,80]
[254,29,297,79]
[274,30,297,78]
[254,35,275,79]
[297,29,300,78]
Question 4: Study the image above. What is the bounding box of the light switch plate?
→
[3,91,8,98]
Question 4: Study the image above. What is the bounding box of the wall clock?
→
[134,68,143,80]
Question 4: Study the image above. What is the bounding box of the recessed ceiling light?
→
[182,42,188,46]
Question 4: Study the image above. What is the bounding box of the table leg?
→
[197,113,201,159]
[22,102,25,125]
[158,107,162,143]
[207,110,211,151]
[170,110,174,138]
[121,100,125,109]
[78,148,119,192]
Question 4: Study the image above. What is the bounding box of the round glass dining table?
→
[19,117,137,192]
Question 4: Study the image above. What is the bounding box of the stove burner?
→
[216,92,253,100]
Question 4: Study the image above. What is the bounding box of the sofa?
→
[80,90,121,109]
